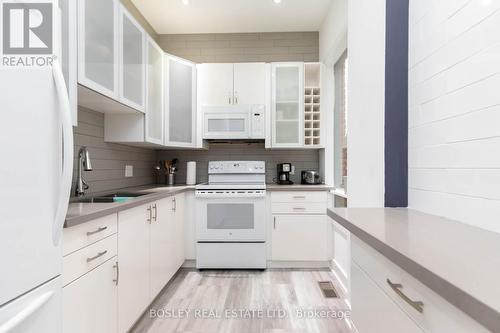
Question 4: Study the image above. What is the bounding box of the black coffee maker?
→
[277,163,293,185]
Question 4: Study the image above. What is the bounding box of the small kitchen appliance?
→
[301,171,322,185]
[195,161,267,269]
[276,163,293,185]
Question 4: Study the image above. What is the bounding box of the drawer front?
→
[351,262,423,333]
[351,236,488,333]
[63,234,117,286]
[271,191,327,203]
[272,202,326,215]
[63,214,117,256]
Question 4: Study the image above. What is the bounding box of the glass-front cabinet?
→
[119,5,145,112]
[165,55,197,147]
[271,63,304,147]
[145,37,164,145]
[78,0,119,99]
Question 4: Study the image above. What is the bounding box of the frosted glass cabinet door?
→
[78,0,118,99]
[271,63,304,147]
[165,55,196,147]
[145,37,163,144]
[119,6,145,112]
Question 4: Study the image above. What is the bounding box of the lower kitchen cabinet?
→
[271,215,329,261]
[63,258,118,333]
[118,194,185,333]
[117,203,151,333]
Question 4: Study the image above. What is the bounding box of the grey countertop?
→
[65,185,195,228]
[327,208,500,332]
[65,183,332,228]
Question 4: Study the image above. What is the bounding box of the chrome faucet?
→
[75,146,93,197]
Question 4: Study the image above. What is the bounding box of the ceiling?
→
[131,0,333,34]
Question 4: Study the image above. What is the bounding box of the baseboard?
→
[181,259,196,268]
[267,260,331,269]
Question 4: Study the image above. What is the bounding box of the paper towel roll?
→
[186,161,196,185]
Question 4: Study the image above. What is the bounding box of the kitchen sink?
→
[71,192,152,204]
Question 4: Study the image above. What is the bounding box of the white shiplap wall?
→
[408,0,500,233]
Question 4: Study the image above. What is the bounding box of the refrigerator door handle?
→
[51,59,74,246]
[0,291,54,333]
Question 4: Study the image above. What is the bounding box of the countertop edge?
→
[65,187,194,228]
[327,208,500,332]
[65,185,333,228]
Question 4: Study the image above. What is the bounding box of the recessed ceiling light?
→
[181,0,189,5]
[273,0,282,4]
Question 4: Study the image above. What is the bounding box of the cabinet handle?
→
[86,250,107,263]
[293,196,306,199]
[228,92,232,104]
[86,226,107,236]
[147,206,152,223]
[152,204,157,221]
[273,216,276,229]
[234,91,238,104]
[172,197,177,212]
[293,207,306,211]
[387,279,424,313]
[113,261,119,286]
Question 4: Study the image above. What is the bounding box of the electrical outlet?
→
[291,165,295,175]
[125,165,133,177]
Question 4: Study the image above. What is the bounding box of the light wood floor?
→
[131,269,354,333]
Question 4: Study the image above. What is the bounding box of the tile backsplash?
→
[72,107,157,196]
[157,143,320,185]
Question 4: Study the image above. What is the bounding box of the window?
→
[334,50,348,189]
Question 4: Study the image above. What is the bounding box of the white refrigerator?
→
[0,1,73,332]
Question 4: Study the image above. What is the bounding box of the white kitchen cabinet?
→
[197,63,234,106]
[78,0,119,99]
[197,63,269,106]
[165,55,197,147]
[59,0,78,126]
[145,37,164,145]
[233,63,269,105]
[172,194,185,268]
[119,4,145,112]
[271,62,304,147]
[117,203,151,333]
[351,262,423,333]
[149,198,175,298]
[271,215,329,261]
[63,258,118,333]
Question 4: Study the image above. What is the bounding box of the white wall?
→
[408,0,500,233]
[319,0,348,186]
[347,0,386,207]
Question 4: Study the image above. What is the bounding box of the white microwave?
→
[202,105,265,140]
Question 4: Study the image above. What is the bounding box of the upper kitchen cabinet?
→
[119,5,146,112]
[271,62,304,148]
[197,63,269,106]
[77,0,119,99]
[197,63,234,106]
[145,37,164,145]
[59,0,78,126]
[165,55,197,147]
[233,63,270,105]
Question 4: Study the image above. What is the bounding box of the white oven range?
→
[195,161,267,269]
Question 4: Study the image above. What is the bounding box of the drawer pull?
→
[387,279,424,313]
[86,226,108,236]
[86,250,108,263]
[293,207,306,211]
[293,196,306,199]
